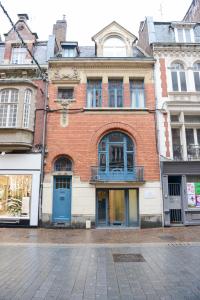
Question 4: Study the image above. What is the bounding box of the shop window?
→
[171,62,187,92]
[0,89,18,127]
[108,79,123,107]
[186,176,200,208]
[130,80,145,108]
[54,157,72,171]
[0,175,32,218]
[193,63,200,91]
[57,88,74,100]
[23,89,32,128]
[87,79,102,108]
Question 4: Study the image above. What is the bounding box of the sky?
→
[0,0,192,45]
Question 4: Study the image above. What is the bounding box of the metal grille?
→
[170,209,182,223]
[168,183,181,196]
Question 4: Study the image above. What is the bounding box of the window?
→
[193,63,200,91]
[108,79,123,107]
[57,88,74,100]
[170,114,179,122]
[11,47,27,64]
[23,89,32,128]
[171,63,187,92]
[0,89,18,127]
[175,28,194,43]
[87,79,102,107]
[186,128,200,160]
[130,80,145,108]
[171,128,182,160]
[98,132,134,173]
[54,157,72,171]
[62,48,76,57]
[103,37,126,57]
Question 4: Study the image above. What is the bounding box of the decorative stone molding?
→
[51,67,80,81]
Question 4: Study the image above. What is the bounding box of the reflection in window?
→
[108,79,123,107]
[87,80,102,107]
[130,80,145,108]
[171,63,187,92]
[103,37,126,57]
[0,89,18,127]
[0,175,32,218]
[11,47,27,64]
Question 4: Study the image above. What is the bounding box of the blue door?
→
[53,176,71,222]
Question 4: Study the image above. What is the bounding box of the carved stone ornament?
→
[53,68,80,81]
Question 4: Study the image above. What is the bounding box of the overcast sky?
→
[0,0,192,45]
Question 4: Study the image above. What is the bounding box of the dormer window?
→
[11,46,27,64]
[103,36,126,57]
[174,26,195,43]
[62,47,76,57]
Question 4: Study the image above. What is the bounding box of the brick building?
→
[42,21,162,228]
[138,17,200,226]
[184,0,200,22]
[0,14,56,226]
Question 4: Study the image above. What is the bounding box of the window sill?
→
[84,107,148,112]
[168,91,200,96]
[55,99,76,103]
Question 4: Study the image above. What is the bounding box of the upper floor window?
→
[108,79,123,107]
[0,89,18,127]
[103,37,126,57]
[11,47,27,64]
[23,89,32,128]
[130,80,145,108]
[62,48,76,57]
[54,156,72,171]
[193,63,200,91]
[171,63,187,92]
[175,28,194,43]
[87,79,102,108]
[57,88,74,100]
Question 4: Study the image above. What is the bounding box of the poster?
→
[187,182,200,208]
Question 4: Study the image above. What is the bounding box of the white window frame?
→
[0,89,18,127]
[193,63,200,91]
[23,89,32,128]
[174,28,195,43]
[62,48,76,57]
[11,47,27,64]
[170,63,187,92]
[103,36,126,57]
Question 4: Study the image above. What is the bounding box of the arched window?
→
[98,132,134,177]
[54,156,72,172]
[103,36,126,57]
[193,62,200,91]
[0,89,18,127]
[23,89,32,128]
[171,62,187,91]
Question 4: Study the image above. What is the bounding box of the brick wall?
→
[159,58,168,97]
[45,81,160,182]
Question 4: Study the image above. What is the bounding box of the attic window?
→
[103,36,126,57]
[11,46,27,64]
[62,47,76,57]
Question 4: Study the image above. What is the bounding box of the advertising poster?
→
[195,183,200,207]
[187,183,196,207]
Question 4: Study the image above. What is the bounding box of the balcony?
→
[173,145,183,160]
[0,128,33,151]
[187,144,200,160]
[90,166,144,182]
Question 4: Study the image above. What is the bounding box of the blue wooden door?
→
[53,176,71,222]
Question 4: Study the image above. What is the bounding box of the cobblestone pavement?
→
[1,226,200,244]
[0,243,200,300]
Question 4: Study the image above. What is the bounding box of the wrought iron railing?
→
[173,144,183,160]
[90,166,144,182]
[187,144,200,160]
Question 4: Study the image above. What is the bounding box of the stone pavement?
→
[0,243,200,300]
[1,226,200,244]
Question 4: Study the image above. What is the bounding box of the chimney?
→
[53,15,67,49]
[17,14,29,22]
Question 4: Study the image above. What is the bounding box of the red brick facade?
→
[159,58,168,97]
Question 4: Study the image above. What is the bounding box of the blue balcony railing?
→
[90,166,144,182]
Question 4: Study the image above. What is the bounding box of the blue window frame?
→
[87,79,102,107]
[130,80,145,108]
[98,132,134,180]
[54,157,72,171]
[108,79,123,107]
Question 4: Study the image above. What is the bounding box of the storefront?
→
[0,154,41,226]
[162,161,200,226]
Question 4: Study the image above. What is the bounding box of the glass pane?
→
[185,29,191,42]
[54,157,72,171]
[186,128,195,146]
[177,29,184,42]
[197,129,200,145]
[99,140,106,151]
[109,144,124,170]
[97,190,107,225]
[194,72,200,91]
[172,128,182,159]
[180,72,187,91]
[127,136,133,151]
[171,72,179,91]
[127,153,133,171]
[108,132,123,142]
[99,153,106,171]
[184,115,200,123]
[109,190,125,225]
[129,190,138,225]
[0,175,32,218]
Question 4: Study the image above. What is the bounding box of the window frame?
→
[23,89,32,128]
[11,46,27,64]
[175,27,194,43]
[57,87,74,101]
[170,63,187,92]
[193,63,200,92]
[86,79,102,108]
[0,88,19,128]
[108,79,123,108]
[130,79,145,108]
[103,36,127,57]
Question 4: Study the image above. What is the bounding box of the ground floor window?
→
[0,175,32,218]
[97,188,138,227]
[186,176,200,208]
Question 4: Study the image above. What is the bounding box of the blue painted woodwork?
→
[53,176,71,222]
[87,80,102,107]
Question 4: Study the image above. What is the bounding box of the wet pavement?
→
[0,227,200,299]
[0,226,200,245]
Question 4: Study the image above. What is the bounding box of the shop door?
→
[53,176,71,222]
[168,181,182,224]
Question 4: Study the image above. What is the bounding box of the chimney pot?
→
[17,14,29,21]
